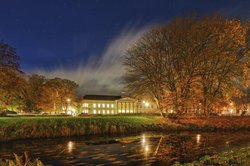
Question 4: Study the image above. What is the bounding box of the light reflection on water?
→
[0,132,250,166]
[196,134,201,144]
[141,134,150,159]
[67,141,74,153]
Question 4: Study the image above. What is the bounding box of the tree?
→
[0,41,20,70]
[23,74,47,112]
[0,41,26,111]
[41,78,78,114]
[124,14,250,117]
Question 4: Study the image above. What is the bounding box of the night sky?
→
[1,0,250,95]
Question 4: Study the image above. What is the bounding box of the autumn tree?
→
[42,78,78,113]
[0,41,27,111]
[124,14,250,117]
[23,74,47,112]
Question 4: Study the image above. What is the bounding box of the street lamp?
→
[229,102,234,115]
[67,98,71,115]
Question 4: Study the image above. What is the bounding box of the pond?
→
[0,132,250,166]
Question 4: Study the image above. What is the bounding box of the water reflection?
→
[196,134,201,144]
[0,132,249,166]
[141,134,150,159]
[142,134,146,145]
[67,141,74,153]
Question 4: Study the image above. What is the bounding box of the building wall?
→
[82,100,116,115]
[82,98,139,115]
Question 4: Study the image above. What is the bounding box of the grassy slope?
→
[1,116,250,142]
[0,116,163,141]
[173,146,250,166]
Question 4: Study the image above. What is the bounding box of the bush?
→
[0,152,44,166]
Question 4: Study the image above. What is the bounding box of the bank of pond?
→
[0,116,250,142]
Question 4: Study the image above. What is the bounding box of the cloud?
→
[33,26,148,95]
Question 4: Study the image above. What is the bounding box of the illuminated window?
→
[118,110,121,113]
[122,110,125,113]
[98,110,101,114]
[126,110,129,113]
[107,104,110,108]
[103,110,105,114]
[111,110,114,114]
[93,103,96,108]
[83,103,88,107]
[98,104,101,108]
[107,110,110,114]
[102,104,105,108]
[111,104,114,108]
[130,110,133,113]
[93,110,96,114]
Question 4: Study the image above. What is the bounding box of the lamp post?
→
[67,98,71,115]
[229,102,234,115]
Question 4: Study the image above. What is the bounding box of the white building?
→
[81,95,157,115]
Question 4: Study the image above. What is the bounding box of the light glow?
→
[67,141,74,153]
[196,134,201,144]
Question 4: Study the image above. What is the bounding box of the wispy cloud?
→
[34,26,148,95]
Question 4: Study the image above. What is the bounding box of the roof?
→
[83,95,122,101]
[117,97,137,101]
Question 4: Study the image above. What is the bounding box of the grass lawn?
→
[0,115,162,128]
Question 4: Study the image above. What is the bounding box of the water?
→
[0,132,250,166]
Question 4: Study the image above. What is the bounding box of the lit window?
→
[130,110,133,113]
[126,110,129,113]
[107,104,110,108]
[93,110,96,114]
[111,104,114,108]
[103,110,105,114]
[93,103,96,108]
[122,110,125,113]
[118,110,121,113]
[111,110,114,114]
[86,103,88,107]
[107,110,110,114]
[102,104,105,108]
[98,110,101,114]
[98,104,100,108]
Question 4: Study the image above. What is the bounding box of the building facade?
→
[81,95,157,115]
